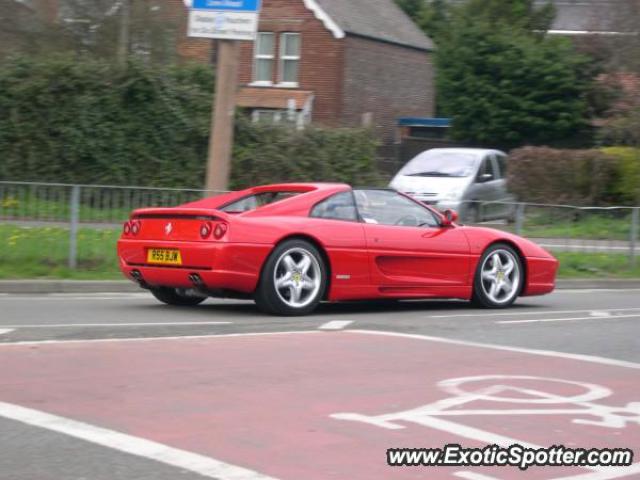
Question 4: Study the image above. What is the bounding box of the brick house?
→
[18,0,435,142]
[178,0,435,142]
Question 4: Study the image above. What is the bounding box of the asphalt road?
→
[0,289,639,480]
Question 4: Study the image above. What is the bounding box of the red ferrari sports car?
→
[117,183,558,315]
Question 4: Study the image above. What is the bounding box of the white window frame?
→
[277,32,301,88]
[252,32,275,86]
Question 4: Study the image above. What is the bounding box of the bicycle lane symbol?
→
[331,375,640,480]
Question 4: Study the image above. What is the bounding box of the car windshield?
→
[399,151,479,178]
[353,189,439,227]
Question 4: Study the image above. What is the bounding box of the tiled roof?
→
[545,0,638,33]
[314,0,435,50]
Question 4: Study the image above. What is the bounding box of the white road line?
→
[0,296,149,301]
[345,330,640,370]
[454,472,500,480]
[0,329,14,335]
[559,288,640,294]
[548,463,640,480]
[429,307,640,319]
[0,322,232,329]
[497,313,640,325]
[0,330,319,347]
[0,401,277,480]
[319,320,353,331]
[46,293,149,297]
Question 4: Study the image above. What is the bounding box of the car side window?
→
[354,190,440,227]
[310,191,359,222]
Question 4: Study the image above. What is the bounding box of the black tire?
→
[150,287,207,306]
[471,243,524,309]
[255,239,327,316]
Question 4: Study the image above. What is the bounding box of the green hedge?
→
[602,147,640,205]
[507,147,621,205]
[0,56,380,189]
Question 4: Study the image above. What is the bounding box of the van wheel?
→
[255,239,327,316]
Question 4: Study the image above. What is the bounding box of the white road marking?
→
[46,293,149,297]
[590,310,612,317]
[345,330,640,370]
[559,288,640,294]
[0,321,232,329]
[0,296,148,301]
[430,307,640,319]
[319,320,353,331]
[455,473,500,480]
[0,401,277,480]
[0,329,14,335]
[497,313,640,325]
[549,464,640,480]
[0,330,319,347]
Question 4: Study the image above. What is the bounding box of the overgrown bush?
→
[232,119,380,189]
[507,147,620,205]
[602,147,640,205]
[0,56,381,189]
[0,56,214,187]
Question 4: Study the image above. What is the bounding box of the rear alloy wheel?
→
[472,244,523,308]
[150,287,207,306]
[255,240,327,316]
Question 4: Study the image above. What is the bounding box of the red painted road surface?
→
[0,331,638,480]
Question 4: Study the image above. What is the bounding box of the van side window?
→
[496,154,507,179]
[477,158,496,182]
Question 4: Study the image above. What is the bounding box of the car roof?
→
[183,183,352,213]
[422,148,506,157]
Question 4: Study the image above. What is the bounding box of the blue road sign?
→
[192,0,261,12]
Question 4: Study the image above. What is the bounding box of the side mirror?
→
[441,209,458,227]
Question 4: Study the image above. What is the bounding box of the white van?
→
[389,148,516,223]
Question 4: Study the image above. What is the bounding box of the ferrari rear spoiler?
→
[130,207,231,222]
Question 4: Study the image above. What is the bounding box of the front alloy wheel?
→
[472,244,523,308]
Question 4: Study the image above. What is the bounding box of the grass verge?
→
[1,224,639,280]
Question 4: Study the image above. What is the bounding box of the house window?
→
[278,33,301,86]
[254,32,275,84]
[252,109,285,124]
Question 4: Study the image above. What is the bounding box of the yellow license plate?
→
[147,249,182,265]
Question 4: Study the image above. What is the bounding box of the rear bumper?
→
[117,239,272,293]
[522,256,559,296]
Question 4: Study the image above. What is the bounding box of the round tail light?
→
[200,222,212,239]
[131,220,141,235]
[123,221,131,235]
[213,223,228,240]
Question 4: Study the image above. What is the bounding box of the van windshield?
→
[400,151,479,178]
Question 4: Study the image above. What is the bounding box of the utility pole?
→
[117,0,131,66]
[186,0,261,191]
[205,40,240,192]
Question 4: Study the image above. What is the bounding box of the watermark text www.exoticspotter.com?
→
[387,444,634,471]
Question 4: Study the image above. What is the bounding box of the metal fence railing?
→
[1,181,638,273]
[458,200,639,268]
